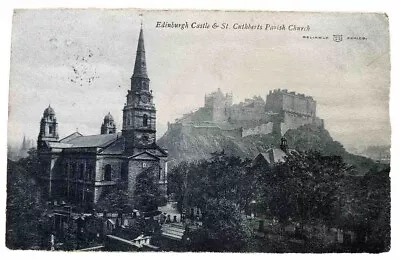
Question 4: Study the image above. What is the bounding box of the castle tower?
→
[122,27,156,154]
[38,105,59,149]
[101,112,117,134]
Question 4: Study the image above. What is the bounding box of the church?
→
[37,27,168,210]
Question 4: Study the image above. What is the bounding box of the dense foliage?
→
[168,151,390,252]
[95,186,129,213]
[6,149,49,249]
[186,198,253,252]
[134,166,162,212]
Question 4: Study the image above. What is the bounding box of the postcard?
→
[6,9,390,253]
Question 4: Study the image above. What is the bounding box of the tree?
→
[17,148,39,175]
[167,162,190,212]
[183,154,255,213]
[255,151,351,228]
[134,166,161,212]
[336,167,390,252]
[364,167,390,252]
[6,160,48,249]
[187,198,253,252]
[95,186,130,213]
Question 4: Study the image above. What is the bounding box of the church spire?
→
[132,27,148,79]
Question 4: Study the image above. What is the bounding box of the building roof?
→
[161,223,185,241]
[59,131,83,142]
[254,148,297,166]
[260,148,287,164]
[63,133,119,148]
[50,130,167,157]
[132,27,148,79]
[99,137,125,154]
[104,112,114,121]
[43,105,55,116]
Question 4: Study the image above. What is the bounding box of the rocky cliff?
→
[158,124,377,173]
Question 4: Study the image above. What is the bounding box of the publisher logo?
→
[333,35,343,42]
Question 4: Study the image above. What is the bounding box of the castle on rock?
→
[169,88,324,138]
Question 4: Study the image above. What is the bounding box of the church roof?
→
[50,130,167,156]
[99,138,168,157]
[63,133,120,148]
[104,112,114,121]
[59,131,83,142]
[132,27,148,79]
[44,105,55,116]
[99,137,125,154]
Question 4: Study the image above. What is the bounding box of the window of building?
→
[79,163,84,180]
[86,165,92,180]
[49,125,54,135]
[64,163,69,177]
[71,164,76,179]
[104,164,112,181]
[143,114,148,127]
[121,163,128,182]
[142,162,148,168]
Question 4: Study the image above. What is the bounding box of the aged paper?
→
[6,9,390,253]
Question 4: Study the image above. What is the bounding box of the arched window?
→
[104,164,112,181]
[143,114,148,127]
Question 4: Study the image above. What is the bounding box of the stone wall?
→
[229,96,266,122]
[278,112,324,136]
[242,122,274,137]
[266,89,316,117]
[126,159,160,204]
[177,107,213,124]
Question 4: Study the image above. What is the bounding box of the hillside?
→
[157,124,378,174]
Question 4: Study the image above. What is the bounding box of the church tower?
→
[122,27,156,154]
[37,105,59,149]
[101,112,117,134]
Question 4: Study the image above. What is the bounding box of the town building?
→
[37,27,168,210]
[252,137,297,168]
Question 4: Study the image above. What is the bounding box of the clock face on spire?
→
[141,94,149,103]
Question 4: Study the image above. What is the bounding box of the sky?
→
[7,9,390,151]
